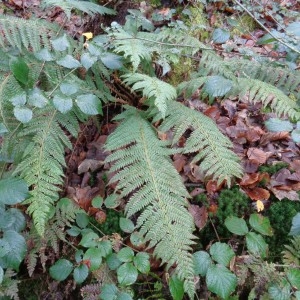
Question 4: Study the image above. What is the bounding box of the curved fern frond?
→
[122,73,177,118]
[159,101,243,186]
[105,108,196,298]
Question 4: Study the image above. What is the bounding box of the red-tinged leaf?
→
[258,173,270,184]
[245,128,263,143]
[247,148,270,164]
[260,131,290,146]
[239,173,260,187]
[208,204,218,214]
[243,159,259,173]
[190,188,205,197]
[243,187,270,201]
[204,106,220,119]
[189,204,208,230]
[173,154,187,173]
[206,180,223,194]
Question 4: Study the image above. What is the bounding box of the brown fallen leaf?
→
[243,187,270,201]
[188,204,208,230]
[247,148,271,164]
[269,187,300,201]
[173,154,187,173]
[260,131,290,146]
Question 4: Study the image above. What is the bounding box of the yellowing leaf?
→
[256,200,264,212]
[82,32,93,41]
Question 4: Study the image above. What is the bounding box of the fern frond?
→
[159,101,243,186]
[105,108,196,298]
[42,0,115,19]
[122,73,177,117]
[282,236,300,266]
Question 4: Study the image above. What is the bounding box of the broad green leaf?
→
[60,82,79,96]
[225,216,248,236]
[203,76,232,97]
[0,123,8,135]
[212,28,230,44]
[130,231,144,248]
[104,194,120,208]
[117,262,138,286]
[206,264,237,299]
[49,259,73,281]
[28,88,48,108]
[286,22,300,37]
[83,248,102,271]
[210,242,235,266]
[257,33,277,45]
[76,212,89,228]
[75,249,84,263]
[4,208,26,232]
[119,217,135,233]
[92,196,103,208]
[81,53,98,70]
[291,129,300,143]
[73,264,89,284]
[35,48,54,61]
[57,55,81,68]
[287,268,300,289]
[246,232,268,258]
[133,252,150,274]
[265,118,293,132]
[67,226,81,237]
[117,292,133,300]
[289,213,300,236]
[76,94,102,115]
[79,232,99,248]
[0,266,3,284]
[268,281,291,300]
[193,251,212,276]
[0,177,28,205]
[249,214,273,236]
[100,284,118,300]
[51,34,70,51]
[117,247,134,263]
[107,253,122,270]
[9,57,29,86]
[2,230,27,271]
[169,274,184,300]
[0,210,15,230]
[0,239,10,257]
[10,92,26,106]
[13,106,33,123]
[53,95,73,113]
[98,240,112,257]
[100,53,123,69]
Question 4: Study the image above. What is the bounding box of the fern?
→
[122,73,177,117]
[282,236,300,266]
[159,101,243,186]
[105,108,196,298]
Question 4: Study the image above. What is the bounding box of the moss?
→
[258,162,289,175]
[167,57,194,86]
[231,14,257,37]
[94,209,122,235]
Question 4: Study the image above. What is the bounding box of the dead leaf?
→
[239,173,260,187]
[173,154,187,173]
[247,148,270,164]
[260,131,290,146]
[188,204,208,230]
[243,187,270,200]
[269,187,300,201]
[78,159,104,174]
[206,180,223,193]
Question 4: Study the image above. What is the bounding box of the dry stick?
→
[232,0,300,55]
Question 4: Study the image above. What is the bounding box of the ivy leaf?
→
[9,57,29,86]
[57,55,81,68]
[265,118,293,132]
[79,232,99,248]
[193,251,212,276]
[0,177,28,205]
[76,94,102,115]
[50,259,73,281]
[51,34,70,51]
[249,214,273,236]
[225,216,249,236]
[212,28,230,44]
[117,247,134,263]
[73,264,89,284]
[83,248,102,271]
[169,274,184,300]
[203,76,232,97]
[81,53,98,70]
[100,284,118,300]
[100,53,123,69]
[133,252,150,274]
[53,95,73,113]
[246,232,268,258]
[117,262,138,286]
[28,88,48,108]
[209,242,235,266]
[13,106,33,123]
[107,253,122,270]
[119,217,135,233]
[206,264,237,299]
[287,268,300,289]
[2,230,27,271]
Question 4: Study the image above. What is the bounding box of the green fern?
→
[282,236,300,266]
[159,101,243,186]
[105,108,196,298]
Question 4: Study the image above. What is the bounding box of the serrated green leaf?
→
[60,82,79,96]
[76,94,102,115]
[117,292,133,300]
[169,274,184,300]
[268,281,291,300]
[104,194,120,208]
[10,92,27,106]
[107,253,122,270]
[83,248,102,271]
[28,88,48,108]
[212,28,230,44]
[0,239,10,258]
[265,118,293,132]
[92,196,103,208]
[117,262,138,286]
[287,268,300,289]
[100,284,118,300]
[79,232,99,248]
[73,264,89,284]
[206,264,237,299]
[203,76,232,97]
[0,266,3,284]
[117,247,134,263]
[225,216,249,236]
[246,232,268,258]
[75,249,84,263]
[119,217,135,233]
[76,212,89,229]
[289,213,300,236]
[98,240,112,257]
[57,55,81,68]
[130,231,144,248]
[133,252,150,274]
[50,259,73,281]
[51,34,70,51]
[0,177,28,205]
[13,106,33,123]
[53,95,73,113]
[210,242,235,266]
[249,214,273,236]
[67,226,81,237]
[9,57,29,85]
[100,53,123,69]
[35,48,54,61]
[81,53,98,70]
[4,208,26,232]
[2,230,27,271]
[257,33,277,45]
[193,250,212,276]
